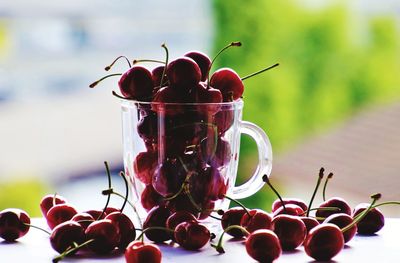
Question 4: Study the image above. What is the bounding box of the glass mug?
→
[121,99,272,226]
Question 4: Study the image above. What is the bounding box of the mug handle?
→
[230,120,273,200]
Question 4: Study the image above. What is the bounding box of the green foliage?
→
[213,0,400,209]
[0,178,49,217]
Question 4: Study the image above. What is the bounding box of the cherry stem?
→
[372,201,400,208]
[111,90,136,101]
[322,172,334,202]
[136,226,174,242]
[211,225,249,254]
[105,55,131,71]
[119,171,129,213]
[207,41,242,88]
[306,167,325,217]
[341,193,381,233]
[262,174,286,213]
[23,223,51,235]
[89,73,122,88]
[132,59,165,65]
[52,239,95,262]
[208,214,222,221]
[52,192,58,207]
[299,207,340,216]
[159,43,169,88]
[223,195,250,217]
[98,161,112,220]
[240,63,279,81]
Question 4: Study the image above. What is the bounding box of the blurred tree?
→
[212,0,400,209]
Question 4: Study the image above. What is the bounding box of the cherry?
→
[315,197,352,222]
[85,219,120,254]
[221,207,247,238]
[190,164,226,202]
[0,208,30,242]
[142,205,172,243]
[299,216,319,235]
[105,212,136,249]
[324,213,357,243]
[240,209,272,233]
[166,211,198,231]
[184,51,211,81]
[125,240,162,263]
[152,158,187,197]
[133,151,158,185]
[46,203,78,230]
[40,194,67,219]
[84,210,105,220]
[272,203,305,217]
[245,229,282,262]
[118,65,154,100]
[151,86,186,115]
[71,212,95,230]
[104,207,120,215]
[198,200,215,220]
[200,137,231,168]
[50,220,85,254]
[210,68,244,101]
[188,82,222,113]
[151,65,167,87]
[141,184,164,212]
[353,203,385,235]
[166,57,201,90]
[271,214,306,250]
[271,198,308,212]
[174,221,210,250]
[213,109,234,135]
[137,113,158,141]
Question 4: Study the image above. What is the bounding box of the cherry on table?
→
[221,207,247,238]
[105,212,136,249]
[174,221,210,250]
[299,216,319,235]
[40,194,67,219]
[71,212,95,230]
[0,208,30,242]
[240,209,272,233]
[46,203,78,230]
[85,219,120,254]
[271,197,308,212]
[353,203,385,235]
[272,203,305,217]
[142,205,172,243]
[315,197,352,222]
[245,229,282,262]
[324,213,357,243]
[125,240,162,263]
[50,220,85,254]
[271,214,306,250]
[166,211,198,232]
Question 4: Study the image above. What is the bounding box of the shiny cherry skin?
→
[85,219,120,254]
[152,159,187,197]
[125,240,162,263]
[105,212,136,249]
[324,213,357,243]
[271,198,308,212]
[84,209,105,220]
[141,184,164,212]
[50,220,85,254]
[272,203,305,217]
[210,68,244,101]
[71,212,95,230]
[184,51,211,81]
[240,209,272,233]
[213,109,234,135]
[272,214,306,250]
[316,197,352,222]
[151,65,166,87]
[151,86,186,116]
[188,82,222,113]
[118,66,154,100]
[133,151,158,185]
[221,207,247,238]
[245,229,282,262]
[166,57,201,89]
[353,203,385,235]
[174,221,210,250]
[304,223,344,261]
[0,208,30,242]
[299,216,320,235]
[40,194,67,218]
[200,137,231,168]
[46,203,78,230]
[143,205,172,243]
[166,211,198,231]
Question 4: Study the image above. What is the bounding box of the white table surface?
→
[1,218,399,262]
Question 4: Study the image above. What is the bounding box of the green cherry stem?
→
[23,223,51,235]
[89,73,122,88]
[136,227,175,242]
[223,195,251,217]
[98,161,112,220]
[299,207,340,216]
[132,59,165,65]
[104,55,132,71]
[240,63,279,81]
[52,239,95,263]
[119,171,129,213]
[322,172,334,202]
[306,167,325,217]
[262,174,286,213]
[159,43,169,88]
[211,225,250,254]
[372,201,400,208]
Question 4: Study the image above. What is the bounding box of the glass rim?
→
[120,98,244,107]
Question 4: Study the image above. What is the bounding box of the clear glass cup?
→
[121,99,272,226]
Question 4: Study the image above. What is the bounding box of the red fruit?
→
[141,184,164,212]
[221,207,247,238]
[324,213,357,243]
[133,151,158,185]
[166,57,201,89]
[152,86,186,115]
[353,203,385,235]
[151,66,167,87]
[105,212,136,249]
[184,51,211,81]
[125,240,162,263]
[174,221,210,250]
[299,216,319,235]
[46,204,78,230]
[0,208,30,242]
[118,66,154,100]
[316,197,352,222]
[188,82,222,105]
[210,68,244,101]
[213,109,234,135]
[143,205,172,243]
[272,203,305,217]
[240,209,272,233]
[304,223,344,261]
[50,221,85,254]
[166,211,198,231]
[271,198,308,212]
[245,229,282,262]
[85,219,120,254]
[271,215,306,250]
[152,159,187,197]
[71,212,95,230]
[84,209,104,220]
[40,194,67,218]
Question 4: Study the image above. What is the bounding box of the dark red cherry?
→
[324,213,357,243]
[105,212,136,249]
[118,66,154,100]
[316,197,352,222]
[184,51,211,81]
[273,203,305,217]
[221,207,247,238]
[0,208,30,242]
[188,82,222,104]
[40,194,67,219]
[353,203,385,235]
[85,219,120,254]
[200,137,231,168]
[152,86,186,116]
[152,159,187,197]
[151,65,167,87]
[271,198,308,212]
[166,57,201,89]
[166,211,198,231]
[141,184,164,212]
[240,209,272,233]
[174,221,210,250]
[133,151,158,185]
[46,204,78,230]
[198,200,215,220]
[143,205,172,243]
[137,113,158,141]
[271,215,306,250]
[50,220,85,254]
[299,216,320,235]
[245,229,282,262]
[304,223,344,261]
[213,109,234,135]
[125,240,162,263]
[104,207,120,215]
[189,165,226,202]
[210,68,244,101]
[71,212,95,230]
[84,209,105,220]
